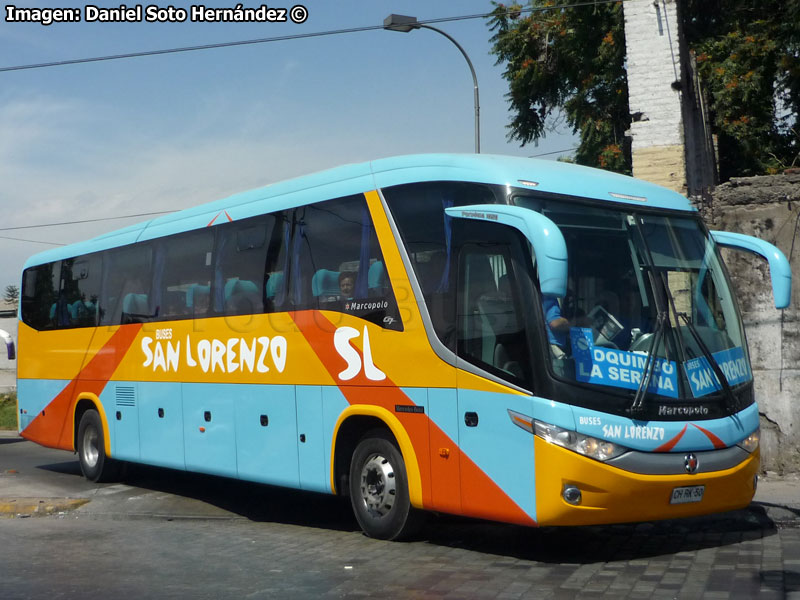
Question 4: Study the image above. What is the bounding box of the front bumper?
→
[534,436,759,526]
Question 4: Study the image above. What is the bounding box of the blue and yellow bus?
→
[17,154,791,539]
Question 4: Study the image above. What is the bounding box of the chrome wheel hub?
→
[359,453,396,517]
[82,426,99,468]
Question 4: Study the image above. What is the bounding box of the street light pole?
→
[384,14,480,154]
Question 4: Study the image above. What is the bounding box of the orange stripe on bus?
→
[21,323,143,451]
[655,423,688,452]
[692,423,726,449]
[289,309,536,526]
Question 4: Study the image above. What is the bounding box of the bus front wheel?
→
[349,431,421,540]
[77,409,120,483]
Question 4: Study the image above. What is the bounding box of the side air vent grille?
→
[115,385,136,407]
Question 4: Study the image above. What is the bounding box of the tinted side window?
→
[214,215,275,316]
[102,244,153,325]
[158,230,215,320]
[263,212,290,314]
[60,254,103,328]
[383,181,501,346]
[456,231,534,389]
[21,262,61,330]
[292,195,401,330]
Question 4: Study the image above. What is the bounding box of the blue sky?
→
[1,0,576,291]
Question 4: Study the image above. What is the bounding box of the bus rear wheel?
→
[77,409,121,483]
[349,431,422,540]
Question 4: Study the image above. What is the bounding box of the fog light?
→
[563,485,582,505]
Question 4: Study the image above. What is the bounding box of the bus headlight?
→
[737,428,760,453]
[534,420,627,462]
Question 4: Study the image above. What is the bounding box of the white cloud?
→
[0,90,379,287]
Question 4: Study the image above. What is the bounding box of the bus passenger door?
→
[454,241,538,525]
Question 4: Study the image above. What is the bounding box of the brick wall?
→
[631,145,686,192]
[624,0,687,193]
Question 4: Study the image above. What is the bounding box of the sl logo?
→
[333,326,386,382]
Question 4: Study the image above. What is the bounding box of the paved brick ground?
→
[1,501,798,599]
[1,432,799,599]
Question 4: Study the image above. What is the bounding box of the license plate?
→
[670,485,705,504]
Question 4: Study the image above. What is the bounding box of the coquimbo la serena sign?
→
[16,154,792,539]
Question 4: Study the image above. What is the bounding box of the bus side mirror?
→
[445,204,568,297]
[711,230,792,309]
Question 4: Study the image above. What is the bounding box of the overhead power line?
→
[0,210,175,232]
[0,1,623,73]
[529,147,578,158]
[0,234,65,246]
[0,210,177,246]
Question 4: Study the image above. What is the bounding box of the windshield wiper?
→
[661,273,738,410]
[629,309,667,413]
[626,213,738,412]
[652,268,738,412]
[628,219,672,413]
[655,266,738,412]
[676,312,739,412]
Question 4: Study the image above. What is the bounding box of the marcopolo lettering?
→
[658,404,710,417]
[395,405,424,414]
[460,211,498,221]
[345,300,389,312]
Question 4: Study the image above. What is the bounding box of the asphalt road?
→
[1,432,799,599]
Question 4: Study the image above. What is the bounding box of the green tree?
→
[682,0,800,179]
[489,1,631,173]
[489,1,800,180]
[3,285,18,308]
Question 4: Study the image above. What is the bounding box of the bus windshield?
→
[514,195,750,401]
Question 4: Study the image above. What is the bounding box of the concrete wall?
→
[703,173,800,473]
[623,0,687,193]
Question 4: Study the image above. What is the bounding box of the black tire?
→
[349,430,423,540]
[77,409,121,483]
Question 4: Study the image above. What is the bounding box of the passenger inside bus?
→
[542,295,570,359]
[339,271,355,300]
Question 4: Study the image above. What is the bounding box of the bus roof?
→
[23,153,696,269]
